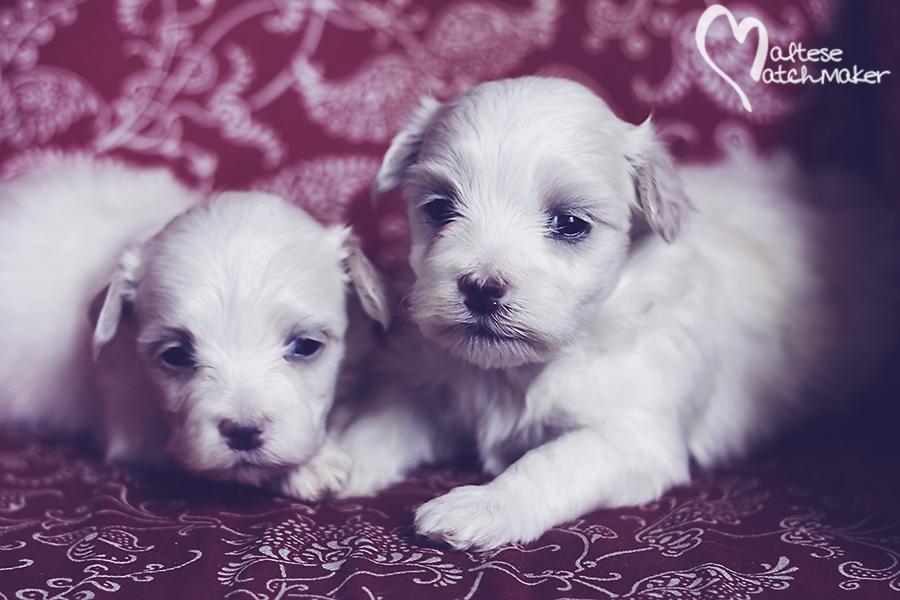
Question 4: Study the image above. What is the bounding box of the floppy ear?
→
[627,118,692,243]
[372,95,444,200]
[343,236,391,330]
[93,246,142,360]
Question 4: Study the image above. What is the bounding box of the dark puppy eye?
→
[288,337,323,358]
[159,344,195,370]
[423,197,458,226]
[549,213,591,239]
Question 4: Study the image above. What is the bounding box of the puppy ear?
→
[93,246,142,359]
[627,118,692,243]
[343,236,391,329]
[373,95,444,200]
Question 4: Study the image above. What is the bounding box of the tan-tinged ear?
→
[343,235,391,330]
[627,118,693,243]
[344,235,392,329]
[93,246,142,360]
[372,95,444,201]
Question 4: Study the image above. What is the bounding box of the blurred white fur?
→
[0,154,388,499]
[334,77,896,550]
[0,154,199,433]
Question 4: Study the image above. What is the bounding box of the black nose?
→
[219,420,264,451]
[458,276,507,316]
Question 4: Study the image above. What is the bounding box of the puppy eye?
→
[287,337,323,359]
[549,213,591,239]
[159,344,195,370]
[423,197,458,226]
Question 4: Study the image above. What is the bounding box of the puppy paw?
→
[272,443,352,501]
[414,484,530,551]
[336,463,403,499]
[335,446,412,498]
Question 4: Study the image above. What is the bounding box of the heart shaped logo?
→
[695,5,769,113]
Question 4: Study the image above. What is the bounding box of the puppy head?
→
[374,77,690,369]
[93,191,387,486]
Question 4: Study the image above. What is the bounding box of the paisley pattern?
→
[1,0,878,270]
[1,0,897,597]
[0,426,899,598]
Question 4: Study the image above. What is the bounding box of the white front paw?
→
[336,440,414,498]
[414,484,531,551]
[272,443,352,501]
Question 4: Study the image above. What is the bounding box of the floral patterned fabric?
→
[1,0,898,598]
[1,415,899,598]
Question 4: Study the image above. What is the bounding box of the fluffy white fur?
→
[334,76,895,550]
[0,154,200,434]
[0,154,387,500]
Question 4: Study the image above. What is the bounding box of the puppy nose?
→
[458,276,507,316]
[219,419,264,451]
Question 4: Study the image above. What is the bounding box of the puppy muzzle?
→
[218,418,264,452]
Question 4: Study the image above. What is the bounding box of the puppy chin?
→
[450,335,547,369]
[200,462,287,488]
[165,423,320,487]
[416,314,559,369]
[171,443,293,488]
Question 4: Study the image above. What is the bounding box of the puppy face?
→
[94,192,386,486]
[375,77,690,369]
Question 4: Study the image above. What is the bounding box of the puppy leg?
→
[336,396,446,497]
[415,412,690,551]
[272,439,352,501]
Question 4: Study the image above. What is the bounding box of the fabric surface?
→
[1,414,899,598]
[2,0,893,274]
[1,0,898,598]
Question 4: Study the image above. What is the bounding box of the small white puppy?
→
[334,76,894,550]
[0,154,387,499]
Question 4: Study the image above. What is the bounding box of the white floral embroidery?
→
[292,0,563,144]
[2,0,563,185]
[620,556,796,599]
[219,514,465,595]
[250,154,381,224]
[632,476,768,557]
[780,509,900,591]
[583,0,678,59]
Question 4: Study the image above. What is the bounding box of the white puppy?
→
[334,76,895,550]
[0,154,387,499]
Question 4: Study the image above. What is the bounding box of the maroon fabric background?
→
[1,412,898,598]
[1,0,899,598]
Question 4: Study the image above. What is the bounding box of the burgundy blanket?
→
[1,414,899,598]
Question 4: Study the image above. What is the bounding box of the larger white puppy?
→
[0,154,387,499]
[335,76,894,550]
